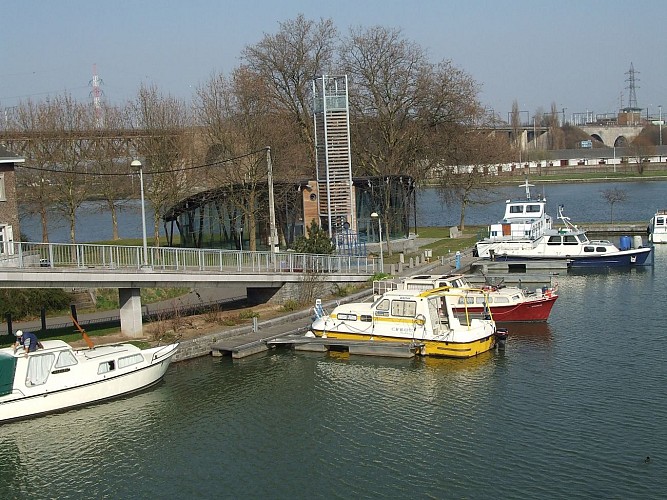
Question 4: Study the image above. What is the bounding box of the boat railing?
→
[151,343,179,360]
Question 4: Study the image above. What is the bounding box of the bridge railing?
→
[0,242,374,275]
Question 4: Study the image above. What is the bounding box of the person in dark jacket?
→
[14,330,43,355]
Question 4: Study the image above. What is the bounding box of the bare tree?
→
[436,129,512,229]
[44,94,92,243]
[628,137,655,174]
[601,188,627,223]
[129,84,190,245]
[11,99,59,242]
[241,14,337,164]
[340,25,481,248]
[88,102,134,240]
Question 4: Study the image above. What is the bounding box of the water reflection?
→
[0,384,171,497]
[504,322,554,344]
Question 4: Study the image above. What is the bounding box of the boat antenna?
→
[557,204,576,230]
[520,178,534,200]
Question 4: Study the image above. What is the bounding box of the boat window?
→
[547,236,561,245]
[26,354,56,386]
[657,217,665,226]
[391,300,417,318]
[494,297,509,304]
[118,354,144,369]
[596,247,607,253]
[577,234,589,243]
[476,297,487,305]
[584,246,595,252]
[98,360,115,375]
[509,205,524,214]
[526,204,541,213]
[55,350,77,368]
[563,235,578,245]
[360,315,372,322]
[406,283,432,291]
[457,297,475,305]
[376,299,389,312]
[336,313,357,321]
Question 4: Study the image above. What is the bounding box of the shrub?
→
[0,289,72,320]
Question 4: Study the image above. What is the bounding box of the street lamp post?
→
[131,159,149,268]
[370,212,384,273]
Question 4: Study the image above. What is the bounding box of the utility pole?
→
[266,147,278,253]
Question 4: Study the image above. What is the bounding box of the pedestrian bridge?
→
[0,242,374,338]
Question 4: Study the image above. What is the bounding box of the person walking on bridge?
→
[14,330,43,356]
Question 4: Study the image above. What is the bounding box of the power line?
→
[16,148,266,176]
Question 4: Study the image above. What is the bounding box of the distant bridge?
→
[0,242,373,338]
[579,125,644,147]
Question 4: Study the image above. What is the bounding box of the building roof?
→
[0,145,25,163]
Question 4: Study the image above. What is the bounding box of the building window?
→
[0,173,5,201]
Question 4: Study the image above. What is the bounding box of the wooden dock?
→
[466,259,565,286]
[211,331,423,359]
[268,335,423,358]
[470,259,569,273]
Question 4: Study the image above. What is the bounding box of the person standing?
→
[14,330,43,355]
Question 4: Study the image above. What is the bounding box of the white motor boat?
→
[475,180,652,268]
[0,340,179,423]
[648,209,667,243]
[310,288,507,358]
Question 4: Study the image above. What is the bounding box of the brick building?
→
[0,145,23,254]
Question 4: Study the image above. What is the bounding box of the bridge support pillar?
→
[119,287,144,338]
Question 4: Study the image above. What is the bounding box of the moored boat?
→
[375,273,558,322]
[0,340,179,423]
[648,209,667,244]
[475,180,652,267]
[310,288,507,358]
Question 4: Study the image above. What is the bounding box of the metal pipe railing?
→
[0,242,373,275]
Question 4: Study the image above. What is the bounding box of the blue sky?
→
[2,0,666,122]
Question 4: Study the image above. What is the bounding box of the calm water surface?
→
[19,180,667,242]
[1,249,666,498]
[417,179,667,227]
[5,181,667,498]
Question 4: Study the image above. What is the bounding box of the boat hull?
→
[309,330,496,358]
[493,247,652,268]
[0,343,178,423]
[453,295,557,322]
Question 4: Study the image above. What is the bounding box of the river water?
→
[2,181,666,498]
[1,248,667,498]
[19,180,666,243]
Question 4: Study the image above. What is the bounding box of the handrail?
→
[0,242,373,275]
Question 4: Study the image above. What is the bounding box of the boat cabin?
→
[650,210,667,243]
[487,198,552,242]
